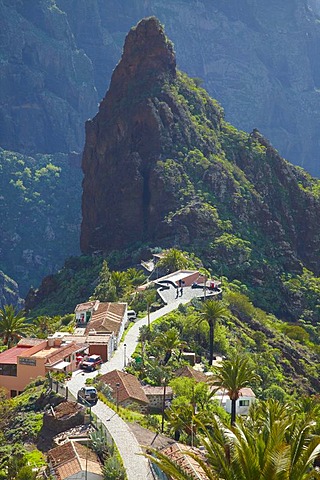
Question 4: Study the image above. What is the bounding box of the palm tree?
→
[210,353,260,425]
[156,249,190,274]
[109,271,128,298]
[0,305,29,347]
[31,315,52,338]
[196,300,228,366]
[145,399,320,480]
[154,327,187,364]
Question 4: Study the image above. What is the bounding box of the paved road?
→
[68,284,218,479]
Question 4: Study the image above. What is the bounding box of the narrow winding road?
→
[68,285,217,479]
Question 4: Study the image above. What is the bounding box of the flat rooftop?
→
[0,345,34,364]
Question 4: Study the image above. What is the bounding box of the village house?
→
[48,440,103,480]
[74,300,100,326]
[54,332,115,363]
[213,387,256,416]
[142,385,173,412]
[154,443,209,480]
[84,301,128,349]
[99,369,149,410]
[0,337,86,398]
[174,365,207,383]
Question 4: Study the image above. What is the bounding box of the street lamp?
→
[124,343,127,368]
[116,382,120,412]
[161,378,167,433]
[147,303,150,329]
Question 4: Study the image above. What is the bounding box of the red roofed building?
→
[99,369,149,410]
[0,337,86,398]
[158,443,209,480]
[84,302,127,348]
[48,440,103,480]
[142,385,173,411]
[213,387,256,416]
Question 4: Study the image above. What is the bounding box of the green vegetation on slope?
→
[0,148,82,295]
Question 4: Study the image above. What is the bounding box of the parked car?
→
[77,386,98,405]
[127,310,137,321]
[80,354,102,371]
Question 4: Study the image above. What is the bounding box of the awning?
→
[51,360,70,370]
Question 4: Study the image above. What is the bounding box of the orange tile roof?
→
[48,440,102,480]
[0,345,34,364]
[85,302,126,336]
[174,366,207,383]
[45,342,83,366]
[18,338,45,347]
[142,385,173,397]
[99,369,149,405]
[65,334,112,345]
[161,443,209,480]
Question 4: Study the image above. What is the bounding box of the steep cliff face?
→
[0,0,97,154]
[56,0,320,176]
[0,270,23,310]
[81,17,180,252]
[81,17,320,320]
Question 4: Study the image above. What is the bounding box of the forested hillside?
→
[0,149,82,296]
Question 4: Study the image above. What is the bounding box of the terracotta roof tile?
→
[75,300,100,313]
[85,302,126,336]
[161,443,209,480]
[174,366,207,383]
[142,385,173,397]
[48,441,102,480]
[239,387,255,397]
[0,345,34,364]
[17,338,45,347]
[65,334,112,345]
[100,369,149,405]
[45,342,83,366]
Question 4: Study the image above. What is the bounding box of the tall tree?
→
[210,354,260,425]
[156,249,190,274]
[196,300,228,366]
[154,327,187,364]
[145,399,320,480]
[0,305,29,347]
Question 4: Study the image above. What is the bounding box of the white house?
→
[213,387,256,416]
[74,300,100,326]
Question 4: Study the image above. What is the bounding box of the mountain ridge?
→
[80,16,320,322]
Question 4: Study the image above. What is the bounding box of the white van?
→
[127,310,137,321]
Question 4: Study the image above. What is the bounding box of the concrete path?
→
[67,284,215,479]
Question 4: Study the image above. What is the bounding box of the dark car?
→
[80,354,103,371]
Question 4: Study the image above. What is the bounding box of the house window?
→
[239,400,250,407]
[0,364,17,376]
[10,390,17,397]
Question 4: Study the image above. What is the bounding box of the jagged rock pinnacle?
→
[81,17,178,254]
[110,16,176,95]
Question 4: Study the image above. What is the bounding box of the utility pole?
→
[161,379,167,433]
[116,383,120,412]
[124,343,127,368]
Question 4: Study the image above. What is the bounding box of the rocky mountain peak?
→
[80,16,320,316]
[81,18,180,254]
[109,16,176,95]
